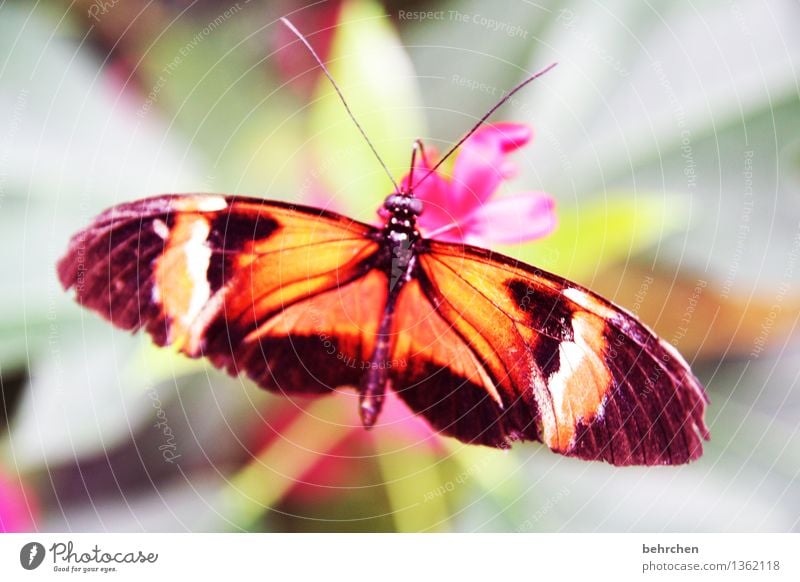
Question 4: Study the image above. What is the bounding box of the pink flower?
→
[0,473,36,532]
[404,122,556,247]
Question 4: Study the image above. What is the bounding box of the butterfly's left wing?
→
[57,194,386,394]
[389,239,709,466]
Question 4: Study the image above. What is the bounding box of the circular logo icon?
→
[19,542,46,570]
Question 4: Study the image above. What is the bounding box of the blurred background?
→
[1,0,799,533]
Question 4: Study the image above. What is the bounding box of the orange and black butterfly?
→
[57,20,708,466]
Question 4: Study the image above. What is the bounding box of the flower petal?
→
[451,123,532,214]
[0,474,35,532]
[461,191,556,246]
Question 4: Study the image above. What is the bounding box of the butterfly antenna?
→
[412,62,558,191]
[280,17,400,192]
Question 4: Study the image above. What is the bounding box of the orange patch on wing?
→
[247,214,366,254]
[539,311,612,451]
[245,269,388,364]
[393,280,504,407]
[153,213,213,347]
[225,239,378,327]
[420,254,531,393]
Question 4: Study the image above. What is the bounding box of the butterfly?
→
[56,19,708,466]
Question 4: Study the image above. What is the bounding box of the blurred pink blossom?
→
[0,473,36,532]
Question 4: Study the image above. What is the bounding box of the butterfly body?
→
[360,191,423,426]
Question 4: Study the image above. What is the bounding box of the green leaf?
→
[308,0,425,220]
[499,193,689,283]
[124,341,207,386]
[443,441,524,511]
[374,438,450,532]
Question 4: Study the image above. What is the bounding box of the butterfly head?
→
[382,193,423,217]
[382,191,422,248]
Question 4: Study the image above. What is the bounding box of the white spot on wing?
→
[595,394,608,420]
[186,287,228,355]
[548,341,586,417]
[564,287,616,319]
[150,220,169,302]
[536,313,610,451]
[174,195,227,212]
[195,196,227,211]
[563,287,588,305]
[153,219,169,240]
[182,219,212,326]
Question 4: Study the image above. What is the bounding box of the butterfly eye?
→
[382,194,401,209]
[408,197,424,216]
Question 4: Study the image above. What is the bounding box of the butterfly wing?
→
[389,239,709,466]
[57,194,386,394]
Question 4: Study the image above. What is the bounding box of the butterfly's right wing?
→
[57,194,386,394]
[388,239,709,465]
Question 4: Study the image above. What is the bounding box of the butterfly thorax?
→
[380,192,422,287]
[381,193,421,240]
